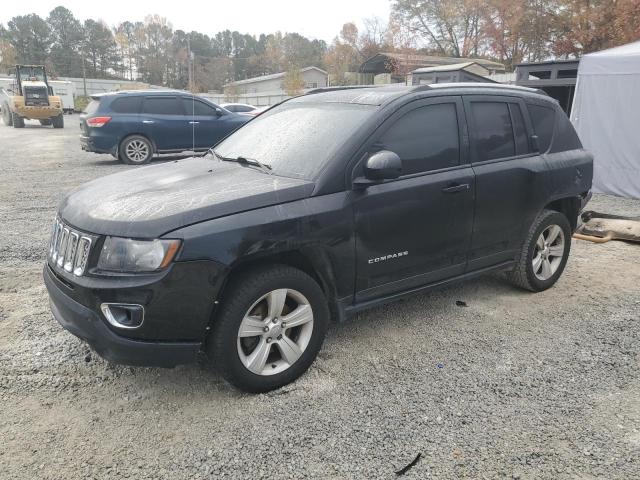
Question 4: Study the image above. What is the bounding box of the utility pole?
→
[81,53,87,98]
[187,37,193,92]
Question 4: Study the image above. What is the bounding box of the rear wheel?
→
[51,114,64,129]
[119,135,153,165]
[12,113,24,128]
[208,265,329,393]
[507,209,571,292]
[2,104,12,126]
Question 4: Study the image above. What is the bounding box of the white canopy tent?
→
[571,41,640,199]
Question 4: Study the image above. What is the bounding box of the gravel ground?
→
[1,117,639,479]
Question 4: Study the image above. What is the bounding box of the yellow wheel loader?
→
[0,65,64,128]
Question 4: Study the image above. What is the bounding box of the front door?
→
[353,97,475,302]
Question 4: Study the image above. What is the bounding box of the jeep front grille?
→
[48,219,94,276]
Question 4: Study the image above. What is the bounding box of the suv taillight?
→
[87,116,112,127]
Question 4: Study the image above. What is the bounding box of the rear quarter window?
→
[110,96,142,114]
[84,99,100,115]
[550,111,583,153]
[527,104,555,153]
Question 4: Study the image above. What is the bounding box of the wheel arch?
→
[543,196,582,231]
[213,248,340,325]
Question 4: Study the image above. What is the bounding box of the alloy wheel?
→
[532,224,565,281]
[125,140,149,162]
[237,288,314,376]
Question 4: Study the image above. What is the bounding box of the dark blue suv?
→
[80,90,250,164]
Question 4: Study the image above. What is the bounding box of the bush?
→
[74,96,90,112]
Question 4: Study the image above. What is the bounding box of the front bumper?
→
[44,264,203,368]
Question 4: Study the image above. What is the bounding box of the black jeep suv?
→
[44,84,593,392]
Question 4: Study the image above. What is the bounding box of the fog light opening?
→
[100,303,145,329]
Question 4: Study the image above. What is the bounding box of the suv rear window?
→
[143,97,183,115]
[527,104,555,153]
[111,96,142,114]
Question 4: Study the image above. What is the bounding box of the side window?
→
[379,103,460,175]
[110,96,142,114]
[509,103,530,154]
[527,104,555,152]
[470,102,515,161]
[182,98,218,116]
[143,97,183,115]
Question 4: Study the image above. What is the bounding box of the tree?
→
[7,14,51,65]
[391,0,487,57]
[0,37,17,74]
[82,19,118,77]
[553,0,640,57]
[47,6,84,76]
[282,68,305,95]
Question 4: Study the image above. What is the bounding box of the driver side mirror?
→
[215,107,224,116]
[353,150,402,188]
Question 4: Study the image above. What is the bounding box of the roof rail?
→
[305,85,380,95]
[427,82,548,96]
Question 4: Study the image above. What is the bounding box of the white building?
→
[225,66,328,95]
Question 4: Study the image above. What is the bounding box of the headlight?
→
[97,237,181,273]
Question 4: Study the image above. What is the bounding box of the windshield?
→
[18,66,45,82]
[213,102,376,180]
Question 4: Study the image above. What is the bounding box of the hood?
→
[59,157,315,238]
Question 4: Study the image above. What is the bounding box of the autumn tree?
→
[391,0,486,57]
[282,68,305,95]
[554,0,640,57]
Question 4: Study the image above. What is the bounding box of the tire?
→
[208,265,329,393]
[51,114,64,129]
[119,135,153,165]
[507,209,572,292]
[2,104,12,126]
[12,113,24,128]
[40,119,52,126]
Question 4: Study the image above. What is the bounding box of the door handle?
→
[188,121,200,125]
[442,183,470,193]
[142,120,154,124]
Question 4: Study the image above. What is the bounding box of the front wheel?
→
[208,265,329,393]
[119,135,153,165]
[12,113,24,128]
[507,209,572,292]
[51,114,64,128]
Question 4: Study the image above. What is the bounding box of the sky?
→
[1,0,392,42]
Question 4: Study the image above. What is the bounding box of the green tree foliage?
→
[48,6,84,76]
[82,19,118,77]
[7,14,51,65]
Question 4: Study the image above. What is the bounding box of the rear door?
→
[464,95,551,271]
[141,96,192,151]
[352,96,475,302]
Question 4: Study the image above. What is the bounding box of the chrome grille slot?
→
[57,228,69,267]
[48,218,94,277]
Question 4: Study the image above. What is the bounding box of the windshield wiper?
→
[210,149,272,175]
